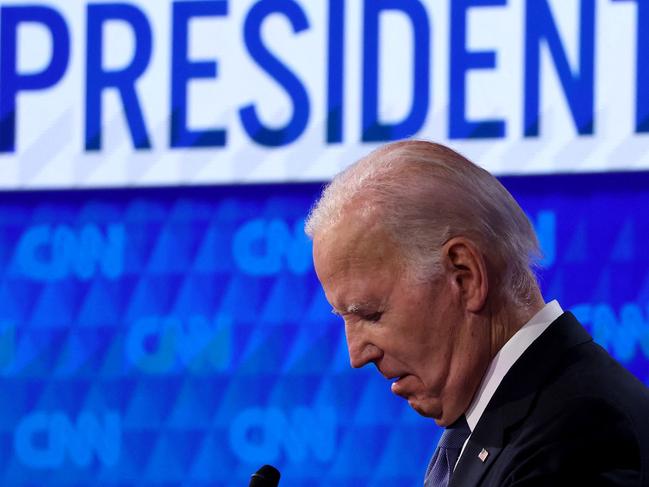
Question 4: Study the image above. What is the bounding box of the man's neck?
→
[488,289,545,357]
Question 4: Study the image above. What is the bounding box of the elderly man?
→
[305,140,649,486]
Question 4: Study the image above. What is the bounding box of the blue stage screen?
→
[0,172,648,486]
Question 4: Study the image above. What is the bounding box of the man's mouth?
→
[389,374,409,384]
[389,374,413,397]
[380,369,411,389]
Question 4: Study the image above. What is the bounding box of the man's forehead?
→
[314,213,397,270]
[312,215,407,317]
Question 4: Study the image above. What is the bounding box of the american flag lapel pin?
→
[478,448,489,462]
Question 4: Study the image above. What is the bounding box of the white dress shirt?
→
[455,300,564,467]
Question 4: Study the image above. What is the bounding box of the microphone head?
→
[249,464,280,486]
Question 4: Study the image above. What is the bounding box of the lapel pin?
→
[478,448,489,462]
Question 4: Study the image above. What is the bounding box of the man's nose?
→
[345,327,382,368]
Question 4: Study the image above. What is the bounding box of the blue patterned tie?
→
[424,416,471,487]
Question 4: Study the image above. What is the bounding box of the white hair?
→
[305,140,542,306]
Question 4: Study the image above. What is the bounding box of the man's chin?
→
[407,397,440,420]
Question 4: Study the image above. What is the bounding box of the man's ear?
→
[441,237,488,312]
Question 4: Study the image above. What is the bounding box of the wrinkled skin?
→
[312,206,495,426]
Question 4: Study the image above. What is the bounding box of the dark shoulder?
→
[497,340,649,486]
[496,395,641,485]
[542,339,649,428]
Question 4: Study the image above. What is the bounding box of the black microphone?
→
[249,464,280,486]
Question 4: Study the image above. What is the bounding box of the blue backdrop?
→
[0,172,648,486]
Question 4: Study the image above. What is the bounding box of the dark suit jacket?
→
[450,312,649,486]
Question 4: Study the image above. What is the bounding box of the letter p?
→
[0,6,70,152]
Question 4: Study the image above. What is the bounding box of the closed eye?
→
[363,311,383,323]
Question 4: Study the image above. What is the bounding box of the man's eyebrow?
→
[348,303,362,314]
[331,302,374,317]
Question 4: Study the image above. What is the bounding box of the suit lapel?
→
[449,395,508,487]
[450,440,503,487]
[449,312,592,487]
[449,386,535,487]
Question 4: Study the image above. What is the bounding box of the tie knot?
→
[438,415,471,450]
